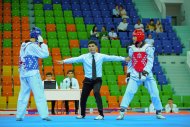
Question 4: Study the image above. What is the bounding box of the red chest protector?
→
[130,44,149,72]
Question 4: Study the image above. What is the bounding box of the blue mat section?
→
[1,115,190,127]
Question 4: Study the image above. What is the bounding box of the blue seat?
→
[94,18,103,25]
[33,0,42,4]
[108,4,115,10]
[157,75,168,85]
[106,24,115,31]
[154,45,163,54]
[73,11,82,17]
[83,11,92,18]
[96,25,104,32]
[129,11,138,18]
[92,11,102,18]
[158,33,168,40]
[84,17,94,24]
[99,5,108,11]
[168,32,178,40]
[152,65,163,75]
[127,25,134,32]
[71,0,80,4]
[115,0,124,4]
[119,32,128,40]
[61,0,70,4]
[142,18,150,24]
[162,40,171,46]
[53,0,61,4]
[120,39,131,47]
[80,40,89,48]
[161,18,170,25]
[79,0,89,4]
[62,4,71,10]
[163,44,173,54]
[113,18,122,25]
[164,25,173,32]
[104,18,113,25]
[44,4,52,10]
[72,4,81,11]
[81,4,90,11]
[101,11,111,18]
[90,4,99,11]
[173,44,182,54]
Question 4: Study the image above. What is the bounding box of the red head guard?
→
[133,29,145,43]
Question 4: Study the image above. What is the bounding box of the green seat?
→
[111,40,121,48]
[114,65,124,75]
[53,10,63,17]
[12,10,20,16]
[141,86,149,96]
[48,39,59,48]
[104,66,114,75]
[100,48,109,54]
[78,32,88,40]
[55,75,64,86]
[109,85,119,91]
[55,17,65,24]
[59,39,69,48]
[56,24,66,32]
[110,90,121,96]
[45,17,55,24]
[109,48,118,55]
[3,24,12,31]
[68,32,78,39]
[35,17,45,24]
[75,17,84,24]
[161,95,171,106]
[34,10,44,17]
[65,17,74,24]
[76,24,86,32]
[86,96,96,108]
[34,4,43,10]
[64,10,73,17]
[81,48,88,54]
[86,24,95,38]
[20,10,28,16]
[3,39,12,47]
[183,96,190,107]
[130,101,141,108]
[43,56,53,66]
[43,0,51,4]
[53,4,62,10]
[47,32,57,39]
[45,10,54,17]
[71,48,80,57]
[162,85,173,96]
[173,95,183,107]
[35,24,46,31]
[118,48,127,57]
[61,48,71,57]
[101,40,111,48]
[106,75,117,85]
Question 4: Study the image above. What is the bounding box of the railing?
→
[154,0,166,18]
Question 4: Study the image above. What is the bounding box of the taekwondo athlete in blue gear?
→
[16,27,51,121]
[116,29,165,120]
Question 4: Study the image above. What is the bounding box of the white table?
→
[44,89,81,114]
[44,89,81,101]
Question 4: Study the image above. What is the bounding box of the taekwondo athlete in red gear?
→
[116,29,165,120]
[16,27,51,121]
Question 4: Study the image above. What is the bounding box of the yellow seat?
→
[0,96,7,109]
[7,96,18,109]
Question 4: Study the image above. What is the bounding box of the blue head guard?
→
[30,27,42,40]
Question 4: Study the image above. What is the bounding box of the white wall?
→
[181,0,190,25]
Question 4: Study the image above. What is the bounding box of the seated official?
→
[165,98,178,113]
[42,72,58,115]
[60,70,79,115]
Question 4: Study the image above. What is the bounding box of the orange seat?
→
[3,31,12,39]
[108,96,118,103]
[13,47,20,56]
[3,10,11,16]
[75,74,85,86]
[13,31,21,39]
[3,48,12,56]
[66,24,76,32]
[52,48,61,56]
[2,76,12,86]
[13,56,19,65]
[3,16,11,23]
[100,90,110,98]
[22,30,30,41]
[108,102,119,108]
[69,40,79,49]
[3,56,12,65]
[54,65,64,75]
[3,3,11,9]
[21,17,29,24]
[13,23,21,31]
[118,96,123,104]
[43,66,53,74]
[124,66,128,75]
[74,66,84,75]
[22,23,30,31]
[46,24,56,32]
[12,16,20,24]
[13,76,20,86]
[13,39,21,47]
[63,64,73,75]
[118,75,127,85]
[2,86,13,96]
